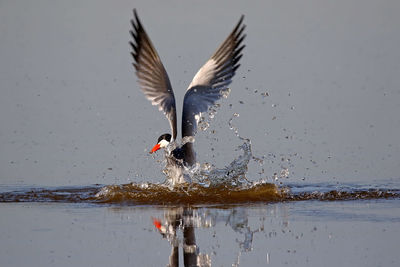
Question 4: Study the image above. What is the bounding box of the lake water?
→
[1,0,400,266]
[1,183,400,266]
[1,181,399,266]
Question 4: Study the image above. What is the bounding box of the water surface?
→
[1,185,399,267]
[1,181,400,266]
[1,0,400,266]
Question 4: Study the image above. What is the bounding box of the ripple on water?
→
[0,182,399,205]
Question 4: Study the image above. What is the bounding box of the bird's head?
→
[149,133,172,154]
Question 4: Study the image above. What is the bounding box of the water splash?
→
[95,182,282,204]
[1,182,399,205]
[190,140,252,187]
[183,112,255,187]
[157,110,258,188]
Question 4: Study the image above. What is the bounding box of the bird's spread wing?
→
[130,9,177,140]
[182,15,245,139]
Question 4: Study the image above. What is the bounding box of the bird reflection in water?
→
[151,207,275,266]
[153,208,210,267]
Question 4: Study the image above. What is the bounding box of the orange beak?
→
[149,143,161,154]
[152,217,162,230]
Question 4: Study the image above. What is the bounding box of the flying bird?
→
[130,9,245,184]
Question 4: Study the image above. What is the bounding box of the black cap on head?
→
[157,133,171,143]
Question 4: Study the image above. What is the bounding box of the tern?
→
[130,9,245,184]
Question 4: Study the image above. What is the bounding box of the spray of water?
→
[182,112,276,188]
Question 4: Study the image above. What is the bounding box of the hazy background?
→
[1,0,399,186]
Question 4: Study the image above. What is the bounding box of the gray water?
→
[1,0,400,266]
[1,199,400,266]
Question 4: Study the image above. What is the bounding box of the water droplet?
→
[222,88,231,98]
